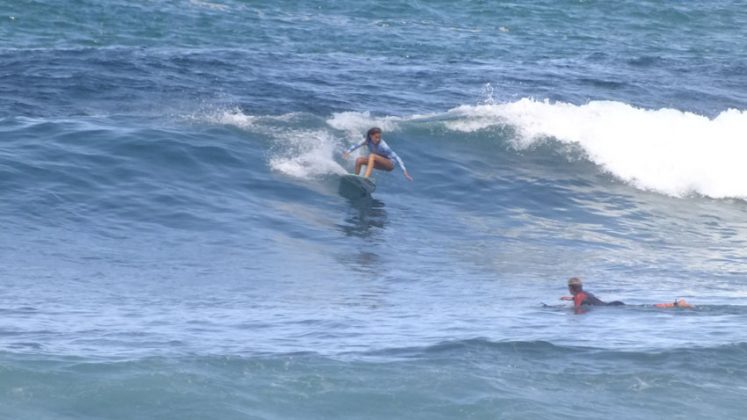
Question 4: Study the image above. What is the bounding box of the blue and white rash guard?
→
[346,138,407,172]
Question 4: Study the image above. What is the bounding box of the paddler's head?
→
[367,127,382,144]
[568,277,583,294]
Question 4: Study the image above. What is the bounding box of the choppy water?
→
[2,1,747,419]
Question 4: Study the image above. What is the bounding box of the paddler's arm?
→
[559,296,586,314]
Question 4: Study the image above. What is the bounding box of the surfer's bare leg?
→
[354,157,368,175]
[363,154,394,178]
[363,154,376,177]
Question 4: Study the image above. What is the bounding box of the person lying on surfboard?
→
[342,127,413,181]
[561,277,624,313]
[560,277,692,314]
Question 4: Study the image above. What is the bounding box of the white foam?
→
[268,129,347,178]
[447,98,747,199]
[327,111,403,136]
[191,107,346,179]
[189,0,229,11]
[190,106,256,129]
[326,110,436,157]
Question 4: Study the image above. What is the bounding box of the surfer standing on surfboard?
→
[342,127,413,181]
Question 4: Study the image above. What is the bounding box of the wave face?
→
[3,0,747,419]
[226,101,747,199]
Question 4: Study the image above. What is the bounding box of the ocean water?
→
[2,1,747,418]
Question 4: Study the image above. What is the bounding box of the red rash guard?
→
[573,291,606,308]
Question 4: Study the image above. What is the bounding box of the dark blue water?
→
[2,1,747,418]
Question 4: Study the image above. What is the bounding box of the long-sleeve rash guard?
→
[346,139,407,173]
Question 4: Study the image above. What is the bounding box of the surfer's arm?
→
[343,141,366,158]
[389,151,413,181]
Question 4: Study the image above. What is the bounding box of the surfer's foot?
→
[654,298,693,309]
[674,299,692,308]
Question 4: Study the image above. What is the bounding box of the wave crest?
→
[447,99,747,199]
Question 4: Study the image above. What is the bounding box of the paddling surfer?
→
[561,277,692,313]
[561,277,625,314]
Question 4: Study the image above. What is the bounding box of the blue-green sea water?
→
[2,1,747,419]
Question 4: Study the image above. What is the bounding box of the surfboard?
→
[339,174,376,198]
[544,298,694,310]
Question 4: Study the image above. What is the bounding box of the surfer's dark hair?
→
[366,127,382,141]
